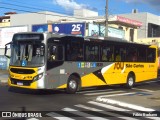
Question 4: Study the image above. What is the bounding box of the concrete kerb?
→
[96,97,156,112]
[0,79,8,83]
[0,69,8,84]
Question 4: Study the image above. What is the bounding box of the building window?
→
[130,29,134,42]
[148,23,160,37]
[119,26,123,30]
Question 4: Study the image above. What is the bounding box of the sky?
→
[0,0,160,16]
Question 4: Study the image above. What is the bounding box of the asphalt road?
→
[0,79,160,119]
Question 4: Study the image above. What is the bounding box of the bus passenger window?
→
[50,46,56,61]
[77,48,83,60]
[102,50,107,61]
[115,53,121,61]
[48,45,63,61]
[147,48,155,62]
[101,46,114,62]
[85,45,99,61]
[138,48,146,62]
[130,52,137,62]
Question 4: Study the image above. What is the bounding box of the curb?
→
[96,97,156,112]
[0,79,8,83]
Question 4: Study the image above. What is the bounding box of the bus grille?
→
[10,68,35,74]
[11,78,33,86]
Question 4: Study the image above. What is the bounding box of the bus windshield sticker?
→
[21,60,27,66]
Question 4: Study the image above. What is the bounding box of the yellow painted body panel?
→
[8,66,39,89]
[57,84,67,89]
[81,61,158,87]
[8,78,37,89]
[81,73,106,87]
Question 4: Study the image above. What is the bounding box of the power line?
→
[0,2,69,15]
[0,1,157,32]
[105,0,108,37]
[0,6,101,20]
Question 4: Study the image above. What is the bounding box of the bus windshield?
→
[10,43,45,67]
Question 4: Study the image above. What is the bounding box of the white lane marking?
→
[89,101,159,120]
[27,118,39,120]
[46,112,75,120]
[96,98,155,112]
[75,104,139,120]
[75,104,103,111]
[86,117,109,120]
[62,108,77,111]
[88,101,130,111]
[54,117,75,120]
[62,107,109,120]
[78,89,113,94]
[84,90,124,96]
[132,88,154,92]
[98,92,135,98]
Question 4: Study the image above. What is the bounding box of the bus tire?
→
[126,74,135,89]
[66,75,79,94]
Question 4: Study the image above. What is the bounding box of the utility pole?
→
[105,0,108,37]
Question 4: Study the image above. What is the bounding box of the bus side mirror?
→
[5,46,7,55]
[4,43,11,58]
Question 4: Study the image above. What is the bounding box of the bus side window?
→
[85,45,99,61]
[138,47,146,62]
[101,46,114,61]
[114,47,121,62]
[147,48,155,62]
[49,45,56,61]
[48,45,64,61]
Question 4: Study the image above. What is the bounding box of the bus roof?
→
[14,32,155,48]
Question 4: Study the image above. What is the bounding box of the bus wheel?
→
[66,75,79,94]
[126,74,135,89]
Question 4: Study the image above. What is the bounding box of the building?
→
[0,12,17,27]
[120,11,160,46]
[0,10,143,70]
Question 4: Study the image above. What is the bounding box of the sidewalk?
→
[96,89,160,112]
[0,69,8,83]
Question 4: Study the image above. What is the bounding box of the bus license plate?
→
[17,82,23,86]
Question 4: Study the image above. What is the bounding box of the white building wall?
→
[10,12,46,31]
[120,12,160,39]
[74,9,98,17]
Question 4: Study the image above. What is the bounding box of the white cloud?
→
[53,0,88,10]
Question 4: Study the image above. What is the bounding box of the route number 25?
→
[72,24,82,31]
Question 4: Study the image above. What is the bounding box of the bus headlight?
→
[33,73,43,81]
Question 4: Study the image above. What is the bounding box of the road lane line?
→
[89,101,159,120]
[27,118,39,120]
[84,90,124,96]
[86,117,110,120]
[46,112,75,120]
[62,107,110,120]
[132,88,154,92]
[95,98,155,112]
[75,104,103,111]
[75,104,139,120]
[98,92,135,98]
[78,89,113,94]
[88,101,130,111]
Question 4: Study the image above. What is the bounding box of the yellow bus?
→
[4,32,158,93]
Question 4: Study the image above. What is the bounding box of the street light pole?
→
[105,0,108,37]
